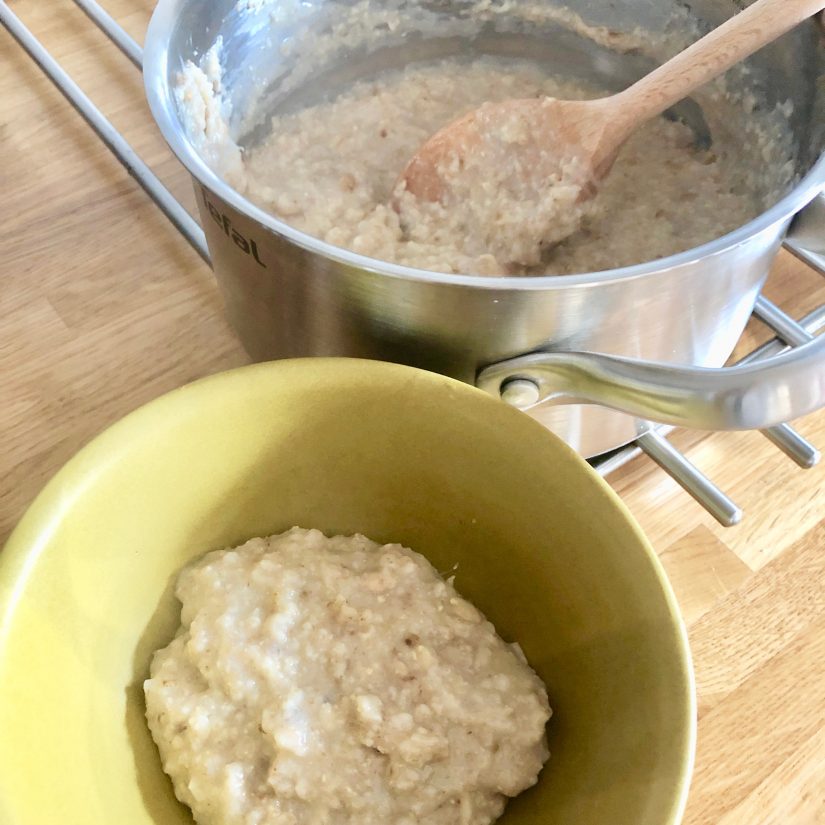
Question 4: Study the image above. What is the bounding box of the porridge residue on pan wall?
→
[145,528,551,825]
[175,3,796,276]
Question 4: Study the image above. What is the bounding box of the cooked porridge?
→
[176,34,793,277]
[144,527,551,825]
[393,97,595,270]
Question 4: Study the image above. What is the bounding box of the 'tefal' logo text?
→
[202,187,266,267]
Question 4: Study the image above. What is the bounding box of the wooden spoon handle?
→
[611,0,825,133]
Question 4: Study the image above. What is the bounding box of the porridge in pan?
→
[237,60,771,276]
[145,527,551,825]
[176,49,793,277]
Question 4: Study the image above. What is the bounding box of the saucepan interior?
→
[168,0,822,194]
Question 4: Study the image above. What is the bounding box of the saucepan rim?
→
[143,0,825,291]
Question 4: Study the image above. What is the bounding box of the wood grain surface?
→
[1,1,824,822]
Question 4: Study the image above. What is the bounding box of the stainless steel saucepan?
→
[143,0,825,458]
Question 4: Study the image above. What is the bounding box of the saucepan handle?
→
[476,334,824,430]
[477,194,825,431]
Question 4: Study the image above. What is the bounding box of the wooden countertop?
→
[2,1,824,822]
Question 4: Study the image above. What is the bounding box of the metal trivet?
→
[3,0,823,526]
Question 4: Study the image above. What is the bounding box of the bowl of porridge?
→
[143,0,825,457]
[0,359,693,825]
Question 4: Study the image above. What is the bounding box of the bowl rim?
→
[0,358,697,825]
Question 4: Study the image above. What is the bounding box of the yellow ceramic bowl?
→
[0,359,694,825]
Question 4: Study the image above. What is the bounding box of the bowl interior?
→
[0,359,693,825]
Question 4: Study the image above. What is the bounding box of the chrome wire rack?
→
[3,0,823,527]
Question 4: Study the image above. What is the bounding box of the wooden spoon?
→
[395,0,825,265]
